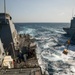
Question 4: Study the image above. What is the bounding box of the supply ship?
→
[63,16,75,44]
[0,1,47,75]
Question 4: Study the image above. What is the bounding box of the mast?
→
[72,9,75,18]
[4,0,6,13]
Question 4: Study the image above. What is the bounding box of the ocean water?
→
[15,23,75,75]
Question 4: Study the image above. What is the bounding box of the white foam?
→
[18,24,75,74]
[19,28,36,36]
[36,43,47,74]
[35,37,49,41]
[55,30,65,34]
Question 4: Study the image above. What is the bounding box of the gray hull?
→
[63,28,75,36]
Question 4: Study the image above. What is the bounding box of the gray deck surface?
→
[0,68,42,75]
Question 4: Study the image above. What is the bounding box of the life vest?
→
[67,40,70,45]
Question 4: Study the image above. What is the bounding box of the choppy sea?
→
[15,23,75,75]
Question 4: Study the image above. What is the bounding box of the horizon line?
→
[14,22,70,23]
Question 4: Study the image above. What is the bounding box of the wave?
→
[55,30,66,34]
[36,43,49,74]
[18,27,36,36]
[16,23,75,74]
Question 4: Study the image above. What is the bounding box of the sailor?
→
[66,39,70,49]
[17,50,24,63]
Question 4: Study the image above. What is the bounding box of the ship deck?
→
[0,68,42,75]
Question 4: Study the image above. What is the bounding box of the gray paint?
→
[0,13,17,55]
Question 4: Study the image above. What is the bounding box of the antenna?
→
[4,0,6,13]
[72,9,74,18]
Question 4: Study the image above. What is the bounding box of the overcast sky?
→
[0,0,75,22]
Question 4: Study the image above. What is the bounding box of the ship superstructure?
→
[0,13,19,55]
[63,16,75,36]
